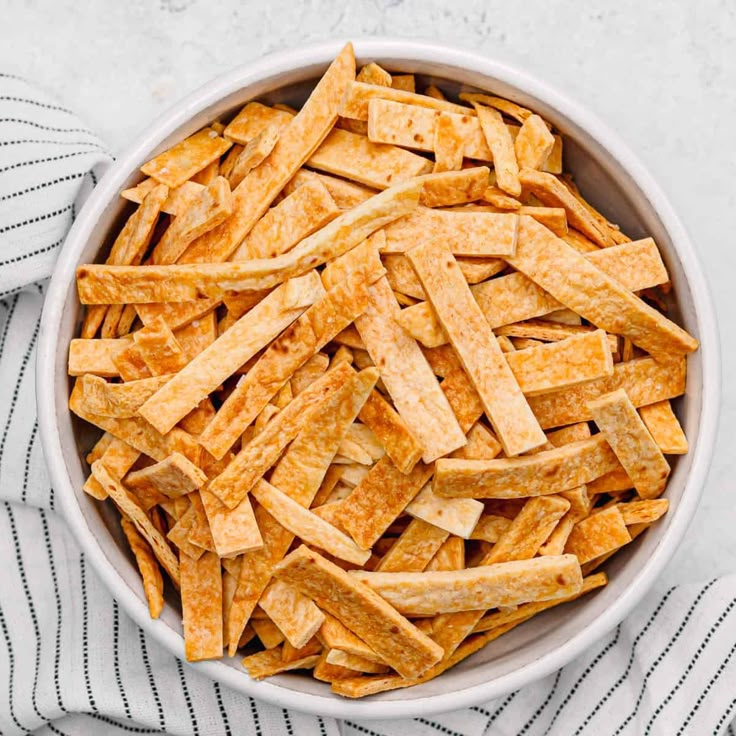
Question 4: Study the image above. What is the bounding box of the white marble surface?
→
[2,0,734,589]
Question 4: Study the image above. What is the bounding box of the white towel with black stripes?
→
[1,74,735,736]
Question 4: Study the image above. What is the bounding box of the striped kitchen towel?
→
[1,74,735,736]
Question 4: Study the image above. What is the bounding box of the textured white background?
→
[2,0,734,588]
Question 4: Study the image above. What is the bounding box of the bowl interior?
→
[48,45,709,715]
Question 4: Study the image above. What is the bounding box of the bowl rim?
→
[37,37,721,720]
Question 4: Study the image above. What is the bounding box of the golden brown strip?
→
[514,116,555,170]
[273,546,443,678]
[258,579,325,649]
[120,179,201,215]
[180,550,223,661]
[435,435,620,499]
[223,101,293,144]
[375,518,449,572]
[125,452,206,499]
[565,506,632,564]
[474,102,520,195]
[78,374,171,418]
[241,649,321,679]
[432,112,465,172]
[132,316,189,376]
[405,484,484,538]
[200,489,263,558]
[638,400,688,455]
[120,518,164,618]
[68,338,130,377]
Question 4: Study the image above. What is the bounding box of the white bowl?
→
[37,39,720,719]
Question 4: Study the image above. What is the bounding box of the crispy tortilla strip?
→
[391,74,415,92]
[291,352,329,395]
[505,330,614,396]
[528,356,686,429]
[199,274,375,460]
[356,62,392,86]
[416,167,489,207]
[120,518,164,618]
[473,103,520,195]
[179,46,354,263]
[345,423,385,462]
[317,613,385,664]
[399,237,670,344]
[587,467,634,495]
[132,316,188,376]
[451,422,502,461]
[322,265,464,461]
[192,158,219,184]
[150,177,232,265]
[433,112,465,173]
[186,491,216,552]
[588,389,670,499]
[78,374,171,418]
[340,80,473,121]
[86,432,114,465]
[307,128,431,189]
[252,480,371,565]
[83,437,141,500]
[274,546,443,678]
[223,101,293,144]
[113,344,151,381]
[435,435,620,499]
[121,179,202,216]
[375,518,449,572]
[507,217,697,358]
[481,186,522,209]
[382,254,426,299]
[424,84,446,100]
[547,423,592,447]
[638,400,688,455]
[333,457,433,550]
[227,124,281,188]
[519,205,567,237]
[405,484,484,539]
[440,368,484,433]
[68,338,130,377]
[281,636,322,663]
[141,128,231,189]
[175,311,217,362]
[259,579,325,649]
[469,514,512,543]
[350,554,582,615]
[426,536,465,571]
[565,506,631,564]
[77,180,420,304]
[483,495,571,563]
[382,207,518,256]
[91,461,180,585]
[357,390,423,474]
[286,169,377,209]
[70,380,199,464]
[138,273,322,434]
[408,240,545,456]
[514,115,555,170]
[337,437,374,466]
[310,466,345,508]
[167,506,204,560]
[325,650,388,674]
[232,175,339,260]
[496,320,617,353]
[180,550,223,661]
[136,298,221,331]
[125,452,206,500]
[210,362,356,509]
[459,92,534,123]
[473,572,608,633]
[200,488,263,557]
[251,618,286,649]
[618,498,669,525]
[241,648,320,679]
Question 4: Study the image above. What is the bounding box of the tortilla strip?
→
[356,62,392,86]
[472,572,608,633]
[252,480,371,565]
[350,554,582,615]
[150,177,232,265]
[517,206,567,236]
[179,550,223,661]
[638,400,688,455]
[382,254,426,299]
[325,270,465,461]
[91,461,180,585]
[83,437,141,500]
[514,115,555,170]
[258,579,325,649]
[332,457,434,550]
[397,237,669,345]
[132,316,188,376]
[226,124,281,188]
[381,207,518,256]
[112,344,151,381]
[469,514,512,543]
[197,486,262,557]
[291,352,329,395]
[68,338,131,377]
[473,102,520,195]
[483,495,571,564]
[325,650,388,674]
[496,322,617,354]
[85,432,114,465]
[317,613,385,665]
[178,45,354,263]
[125,452,206,501]
[407,240,545,456]
[356,390,423,474]
[459,92,534,123]
[307,128,432,189]
[412,167,489,208]
[199,273,375,460]
[232,175,339,260]
[433,112,465,172]
[242,648,320,679]
[565,506,632,564]
[121,179,202,216]
[528,356,686,429]
[618,498,669,525]
[505,217,697,358]
[120,518,164,618]
[440,368,484,433]
[405,484,484,539]
[77,180,421,304]
[286,169,377,209]
[223,101,293,144]
[375,518,449,572]
[79,374,171,418]
[340,80,473,120]
[588,389,670,499]
[426,536,465,572]
[70,380,199,464]
[273,546,443,678]
[136,298,221,332]
[138,272,322,434]
[434,435,620,499]
[451,422,502,461]
[209,362,357,509]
